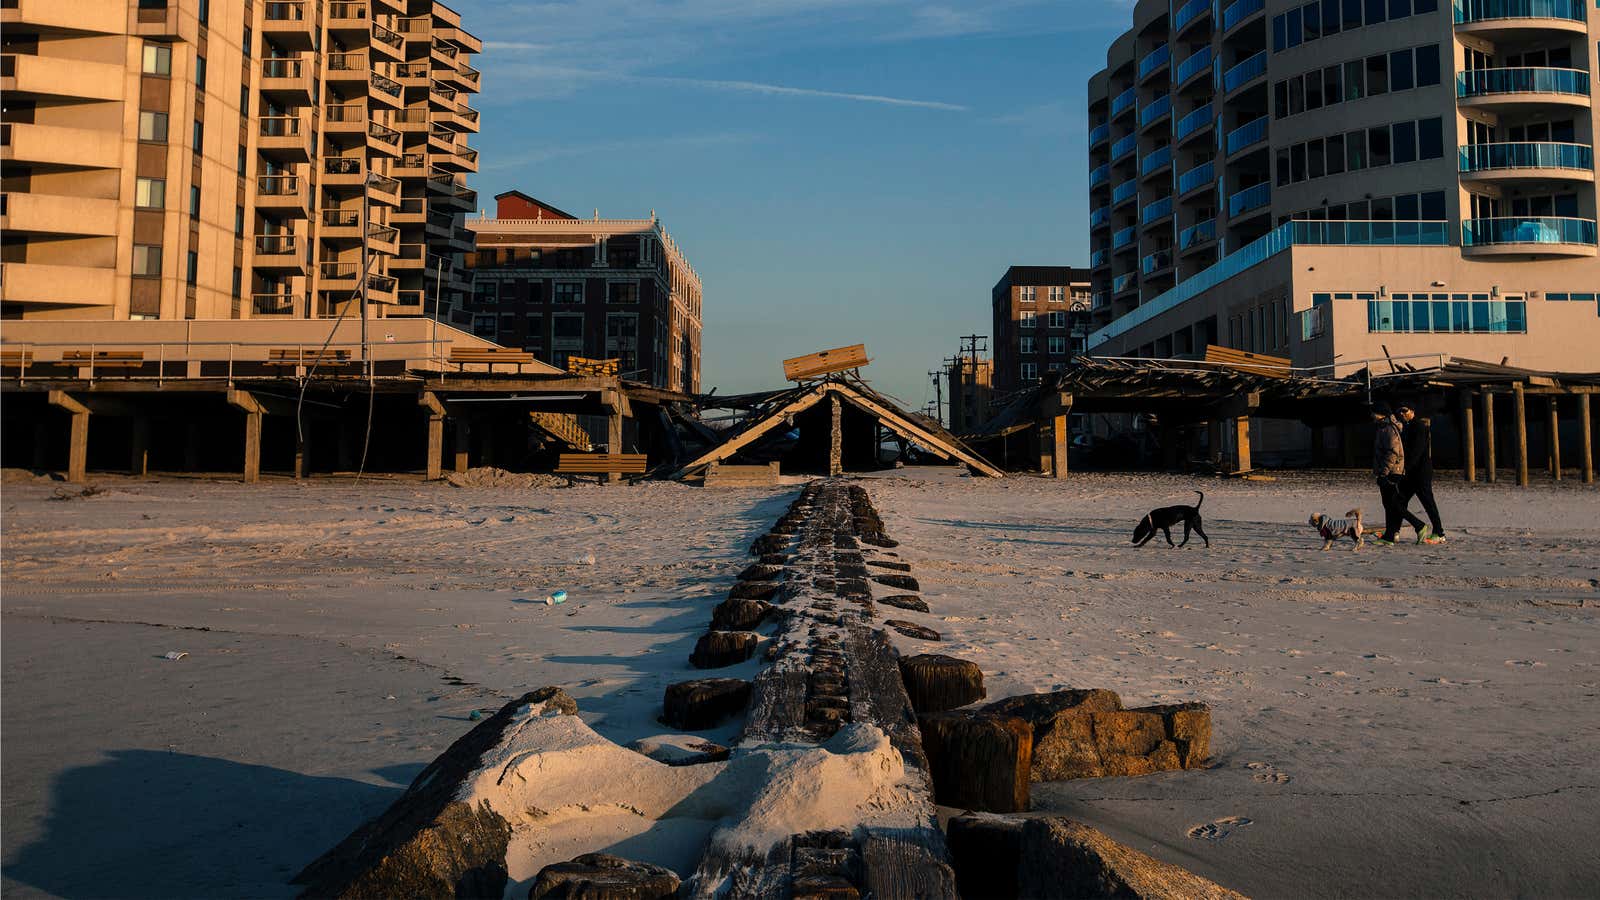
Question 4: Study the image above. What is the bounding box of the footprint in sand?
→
[1187,816,1253,841]
[1246,762,1293,784]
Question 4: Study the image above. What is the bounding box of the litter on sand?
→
[546,590,568,606]
[162,651,188,661]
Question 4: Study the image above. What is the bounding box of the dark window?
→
[1289,75,1305,114]
[1291,143,1307,181]
[1554,193,1579,216]
[1323,0,1341,33]
[198,0,208,24]
[195,55,206,86]
[186,250,198,286]
[190,185,200,219]
[1414,0,1436,11]
[133,244,162,277]
[1389,0,1411,17]
[1323,65,1342,104]
[192,118,203,151]
[1303,1,1320,39]
[1395,119,1420,162]
[1347,199,1369,219]
[1365,0,1386,24]
[1276,148,1292,185]
[1418,116,1443,159]
[1414,44,1440,86]
[1396,193,1419,219]
[1345,59,1365,99]
[1308,138,1326,178]
[1273,14,1287,52]
[1275,80,1289,118]
[1372,196,1394,220]
[1286,7,1302,46]
[1347,130,1368,170]
[235,204,244,235]
[1390,48,1414,91]
[231,266,240,298]
[1420,190,1445,219]
[1343,0,1362,28]
[1306,70,1323,108]
[1326,133,1346,174]
[1551,118,1575,143]
[1369,125,1390,166]
[1366,54,1388,95]
[242,25,251,57]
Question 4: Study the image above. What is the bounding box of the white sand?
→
[2,469,1597,897]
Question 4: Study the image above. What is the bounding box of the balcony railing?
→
[1220,51,1266,93]
[1138,44,1170,82]
[1090,204,1111,229]
[1222,0,1264,30]
[1227,182,1270,217]
[1174,0,1212,33]
[368,274,397,292]
[1113,226,1137,249]
[258,116,303,137]
[1176,46,1212,85]
[327,52,367,72]
[1089,122,1111,148]
[1180,217,1217,249]
[329,1,368,20]
[1175,102,1213,141]
[1113,272,1138,294]
[261,57,304,78]
[373,22,404,49]
[1113,179,1139,207]
[255,234,299,254]
[396,62,430,79]
[1142,248,1174,274]
[1139,94,1172,130]
[368,224,399,244]
[324,103,366,123]
[1090,163,1111,188]
[1112,133,1137,160]
[396,15,430,33]
[1459,141,1594,172]
[1111,86,1137,118]
[322,209,360,227]
[370,173,401,194]
[1091,248,1109,268]
[1226,115,1269,155]
[264,1,305,22]
[368,122,401,144]
[251,293,298,316]
[1087,220,1451,348]
[1461,216,1597,246]
[257,174,300,196]
[324,157,362,175]
[321,262,359,280]
[1453,0,1586,23]
[1141,195,1173,224]
[1178,159,1216,195]
[1457,67,1590,98]
[1141,144,1173,177]
[371,73,402,97]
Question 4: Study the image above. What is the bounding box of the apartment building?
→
[463,191,705,394]
[991,265,1093,395]
[945,354,994,434]
[1085,0,1598,372]
[0,0,480,321]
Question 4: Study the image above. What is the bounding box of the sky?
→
[455,0,1131,409]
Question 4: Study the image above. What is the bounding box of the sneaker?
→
[1373,537,1398,546]
[1415,525,1433,545]
[1423,535,1446,545]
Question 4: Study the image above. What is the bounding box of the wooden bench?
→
[62,350,144,370]
[0,350,33,372]
[266,348,356,368]
[1203,345,1291,379]
[555,453,648,476]
[449,347,536,373]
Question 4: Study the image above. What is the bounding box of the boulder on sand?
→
[983,691,1211,780]
[917,711,1032,813]
[528,853,680,900]
[885,620,941,641]
[661,678,752,730]
[898,654,985,713]
[871,574,920,592]
[878,594,929,613]
[689,631,759,669]
[711,597,776,631]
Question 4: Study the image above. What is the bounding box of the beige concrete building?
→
[1086,0,1598,374]
[1,0,480,322]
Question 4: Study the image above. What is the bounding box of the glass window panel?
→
[1304,1,1320,39]
[138,111,168,142]
[1306,70,1323,109]
[1326,133,1345,174]
[1417,117,1443,160]
[1292,143,1307,181]
[1411,300,1430,331]
[142,43,171,75]
[1554,194,1579,217]
[1392,120,1417,164]
[1390,0,1411,18]
[1488,301,1509,332]
[1507,302,1526,333]
[1414,44,1440,86]
[135,177,165,209]
[1323,65,1342,104]
[1365,0,1386,24]
[1366,54,1388,95]
[1390,49,1414,91]
[1396,193,1419,219]
[1345,60,1365,99]
[1393,300,1410,332]
[1372,196,1394,219]
[1323,0,1341,33]
[1368,126,1391,166]
[1308,138,1325,178]
[1275,80,1289,118]
[1470,301,1489,331]
[1276,148,1292,186]
[1451,301,1469,331]
[1289,75,1304,115]
[1344,0,1363,28]
[1286,7,1302,46]
[1273,14,1287,52]
[1414,0,1436,10]
[1431,301,1449,328]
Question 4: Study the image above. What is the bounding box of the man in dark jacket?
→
[1397,405,1445,543]
[1372,406,1425,545]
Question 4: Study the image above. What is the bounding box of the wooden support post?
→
[48,390,89,483]
[1233,416,1252,473]
[1578,393,1593,484]
[1208,420,1224,468]
[130,417,150,477]
[419,392,446,481]
[828,394,843,477]
[1050,393,1071,479]
[1483,392,1496,483]
[294,423,312,479]
[453,419,470,474]
[227,389,265,484]
[1512,382,1529,486]
[1547,397,1561,481]
[606,411,624,483]
[1459,392,1475,482]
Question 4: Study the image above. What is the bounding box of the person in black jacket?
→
[1397,405,1445,543]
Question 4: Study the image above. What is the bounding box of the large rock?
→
[945,814,1022,900]
[690,631,759,669]
[885,620,941,641]
[628,734,731,766]
[729,581,781,602]
[1016,818,1248,900]
[983,691,1210,780]
[711,597,775,631]
[528,853,680,900]
[662,678,752,730]
[879,594,929,613]
[898,654,985,713]
[917,711,1032,813]
[871,574,920,592]
[294,688,577,899]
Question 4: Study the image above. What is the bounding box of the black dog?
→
[1131,490,1208,548]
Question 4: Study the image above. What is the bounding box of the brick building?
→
[991,265,1092,396]
[463,191,703,393]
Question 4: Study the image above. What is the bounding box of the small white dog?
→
[1308,509,1364,551]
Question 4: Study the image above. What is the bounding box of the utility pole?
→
[927,368,945,426]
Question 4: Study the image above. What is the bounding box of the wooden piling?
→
[828,394,843,477]
[1459,391,1475,482]
[1512,382,1528,487]
[419,392,446,481]
[48,391,89,484]
[1233,416,1252,473]
[1548,397,1560,480]
[1580,394,1593,485]
[294,423,312,479]
[1483,392,1496,483]
[453,419,470,474]
[1049,393,1070,479]
[130,417,150,477]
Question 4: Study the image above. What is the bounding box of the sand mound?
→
[445,467,573,489]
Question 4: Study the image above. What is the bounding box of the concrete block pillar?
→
[227,389,265,484]
[419,392,446,481]
[48,391,89,484]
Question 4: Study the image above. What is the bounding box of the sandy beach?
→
[3,468,1597,898]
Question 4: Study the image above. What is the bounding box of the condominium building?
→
[0,0,479,321]
[463,191,705,393]
[991,265,1093,395]
[1085,0,1598,371]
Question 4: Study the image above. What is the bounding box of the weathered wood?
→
[1016,818,1248,900]
[918,711,1033,813]
[47,390,89,483]
[1459,391,1475,482]
[1513,381,1529,486]
[453,419,471,473]
[1483,391,1497,483]
[529,854,679,900]
[1548,397,1561,480]
[782,344,869,381]
[899,654,985,713]
[828,394,843,477]
[662,678,752,730]
[984,691,1210,780]
[689,631,759,669]
[1232,416,1252,473]
[1580,393,1594,484]
[885,620,941,641]
[1203,344,1290,378]
[555,453,648,474]
[712,597,777,631]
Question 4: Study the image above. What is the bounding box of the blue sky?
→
[455,0,1130,408]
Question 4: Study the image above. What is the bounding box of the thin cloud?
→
[649,75,967,111]
[482,131,765,172]
[484,63,967,111]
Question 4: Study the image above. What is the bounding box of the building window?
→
[1019,286,1036,302]
[192,119,203,152]
[198,0,208,24]
[138,111,168,142]
[553,281,583,303]
[235,204,244,235]
[1048,336,1067,355]
[608,281,639,304]
[231,266,241,298]
[189,185,200,219]
[236,147,246,175]
[1368,295,1525,334]
[1020,336,1037,354]
[472,314,497,338]
[242,25,252,57]
[186,250,198,286]
[474,280,498,305]
[1020,311,1037,328]
[195,55,206,86]
[1020,362,1039,382]
[133,244,162,277]
[1049,311,1067,328]
[135,177,166,209]
[1048,286,1065,302]
[142,43,172,75]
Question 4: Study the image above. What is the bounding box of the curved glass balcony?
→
[1113,179,1140,207]
[1113,226,1138,249]
[1112,133,1138,160]
[1091,248,1109,268]
[1090,163,1111,188]
[1226,115,1269,156]
[1141,144,1173,177]
[1176,47,1212,86]
[1222,0,1265,31]
[1111,86,1138,119]
[1139,94,1172,130]
[1174,0,1213,34]
[1139,44,1171,82]
[1180,218,1217,249]
[1453,0,1586,24]
[1459,141,1594,173]
[1089,122,1111,148]
[1141,195,1173,224]
[1457,67,1590,98]
[1113,272,1139,294]
[1462,216,1597,247]
[1175,103,1214,142]
[1178,160,1216,195]
[1227,182,1270,217]
[1142,248,1174,275]
[1221,51,1267,94]
[1090,204,1111,229]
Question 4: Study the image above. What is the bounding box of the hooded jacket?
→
[1372,415,1405,478]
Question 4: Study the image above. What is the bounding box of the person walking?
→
[1397,405,1445,544]
[1371,406,1425,545]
